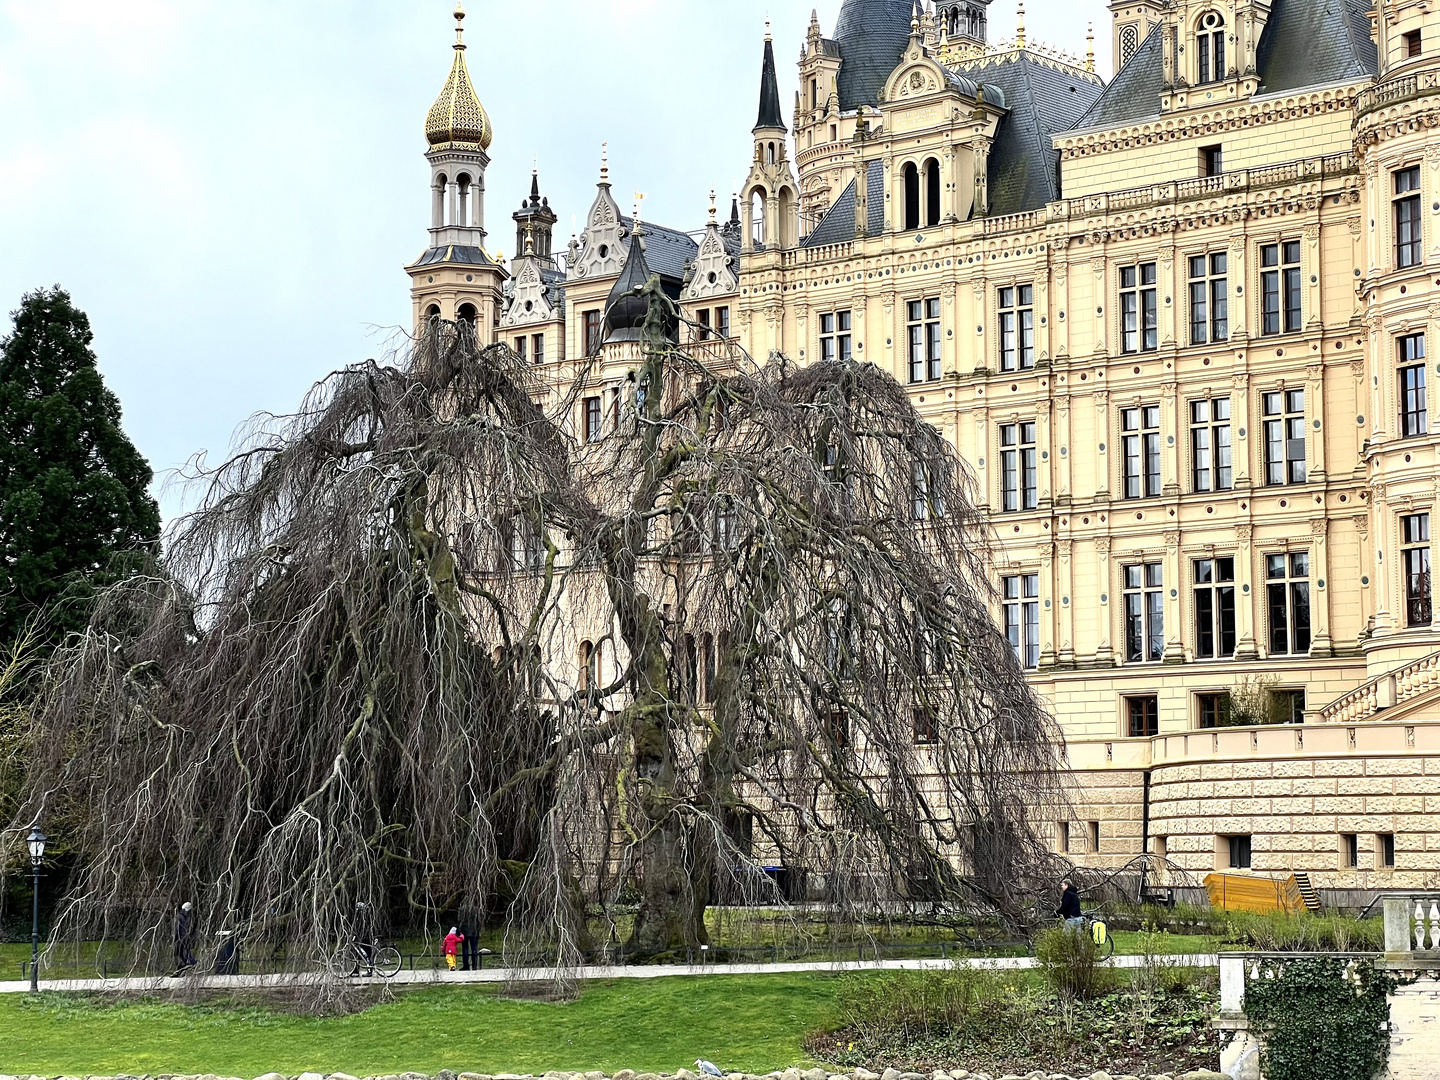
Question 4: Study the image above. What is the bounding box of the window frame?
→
[1194,556,1237,660]
[1265,551,1312,656]
[1123,561,1164,664]
[1262,388,1306,486]
[1119,262,1158,353]
[1190,396,1233,493]
[1188,252,1229,345]
[1126,694,1159,737]
[1003,572,1041,670]
[1260,241,1302,335]
[1402,512,1432,628]
[997,284,1035,372]
[1197,691,1234,729]
[1195,11,1226,84]
[583,396,602,443]
[906,298,942,383]
[999,421,1038,512]
[1395,165,1422,269]
[819,309,853,363]
[583,309,603,356]
[1122,404,1162,499]
[1398,333,1428,438]
[1227,834,1253,870]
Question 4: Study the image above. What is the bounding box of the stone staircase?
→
[1320,648,1440,723]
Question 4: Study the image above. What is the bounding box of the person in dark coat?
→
[1056,880,1084,931]
[174,902,197,971]
[350,901,376,976]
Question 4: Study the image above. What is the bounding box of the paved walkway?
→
[0,952,1219,995]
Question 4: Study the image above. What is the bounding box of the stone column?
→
[1372,480,1394,635]
[1161,380,1180,496]
[1056,393,1073,505]
[1040,541,1057,669]
[1058,537,1075,667]
[1164,530,1184,662]
[1310,518,1334,657]
[1231,372,1253,490]
[1236,523,1259,658]
[1096,534,1114,664]
[1093,389,1111,498]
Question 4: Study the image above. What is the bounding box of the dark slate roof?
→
[970,55,1104,215]
[755,36,787,130]
[411,245,495,267]
[1072,0,1378,132]
[1256,0,1377,93]
[803,160,884,247]
[618,218,700,282]
[834,0,916,110]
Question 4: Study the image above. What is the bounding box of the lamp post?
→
[26,826,46,994]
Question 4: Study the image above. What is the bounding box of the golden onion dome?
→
[425,3,493,152]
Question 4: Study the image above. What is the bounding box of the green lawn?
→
[0,974,840,1076]
[1108,931,1219,956]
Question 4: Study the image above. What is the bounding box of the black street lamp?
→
[26,825,46,994]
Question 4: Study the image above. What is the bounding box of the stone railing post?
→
[1219,953,1247,1014]
[1385,896,1415,958]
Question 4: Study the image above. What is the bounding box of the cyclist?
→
[1056,879,1084,932]
[350,901,376,977]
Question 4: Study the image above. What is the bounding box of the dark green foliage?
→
[0,287,160,646]
[1243,956,1399,1080]
[1035,925,1112,1001]
[810,964,1220,1074]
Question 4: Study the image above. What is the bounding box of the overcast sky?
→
[0,0,1110,521]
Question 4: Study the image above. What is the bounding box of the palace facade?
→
[408,0,1440,891]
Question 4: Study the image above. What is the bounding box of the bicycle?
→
[320,941,403,979]
[1058,913,1115,959]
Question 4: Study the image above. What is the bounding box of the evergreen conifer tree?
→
[0,287,161,646]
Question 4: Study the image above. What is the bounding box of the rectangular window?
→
[998,284,1035,372]
[999,422,1038,512]
[1379,832,1396,868]
[1396,165,1423,269]
[819,310,852,362]
[716,305,731,339]
[1194,557,1237,660]
[912,706,939,746]
[1122,405,1162,499]
[1403,513,1432,627]
[696,307,712,340]
[1262,388,1306,485]
[1058,821,1071,854]
[1260,241,1302,334]
[532,333,545,364]
[1406,30,1423,57]
[1188,252,1228,344]
[1399,333,1429,437]
[1343,833,1359,868]
[1198,691,1233,729]
[1003,573,1040,670]
[1127,695,1159,737]
[1124,562,1164,663]
[1197,26,1225,83]
[1120,262,1158,353]
[1190,397,1233,492]
[907,298,942,382]
[1266,552,1312,655]
[583,310,603,356]
[1228,834,1253,870]
[583,396,602,443]
[1088,820,1102,851]
[911,460,933,522]
[1277,688,1306,724]
[513,336,527,362]
[1200,144,1223,176]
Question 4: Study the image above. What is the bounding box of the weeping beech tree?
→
[4,281,1067,979]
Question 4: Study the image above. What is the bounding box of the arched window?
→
[457,173,473,227]
[778,186,797,248]
[433,174,449,228]
[902,162,921,231]
[1119,25,1139,67]
[579,640,596,691]
[767,141,777,166]
[425,304,441,323]
[750,188,766,248]
[924,158,942,228]
[1195,12,1226,84]
[457,303,478,337]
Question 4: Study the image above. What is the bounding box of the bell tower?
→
[741,25,798,254]
[406,3,506,337]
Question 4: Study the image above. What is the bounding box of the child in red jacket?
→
[444,926,464,971]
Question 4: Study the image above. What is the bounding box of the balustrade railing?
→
[1320,649,1440,723]
[1385,896,1440,955]
[1356,70,1440,116]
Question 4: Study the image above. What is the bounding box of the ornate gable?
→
[570,181,628,281]
[499,257,558,328]
[681,223,739,301]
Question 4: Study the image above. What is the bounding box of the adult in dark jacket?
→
[174,902,197,971]
[1056,880,1083,929]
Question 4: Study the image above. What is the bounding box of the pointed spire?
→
[730,191,741,227]
[530,167,541,205]
[754,25,786,132]
[425,1,492,151]
[911,1,920,36]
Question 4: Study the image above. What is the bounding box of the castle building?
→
[411,0,1440,892]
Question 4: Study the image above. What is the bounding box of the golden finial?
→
[633,190,647,229]
[600,142,609,184]
[454,1,466,48]
[709,189,718,224]
[765,17,772,42]
[1085,22,1095,72]
[524,222,535,256]
[1016,0,1025,48]
[911,2,920,35]
[426,0,491,151]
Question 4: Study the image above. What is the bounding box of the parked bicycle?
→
[319,941,403,979]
